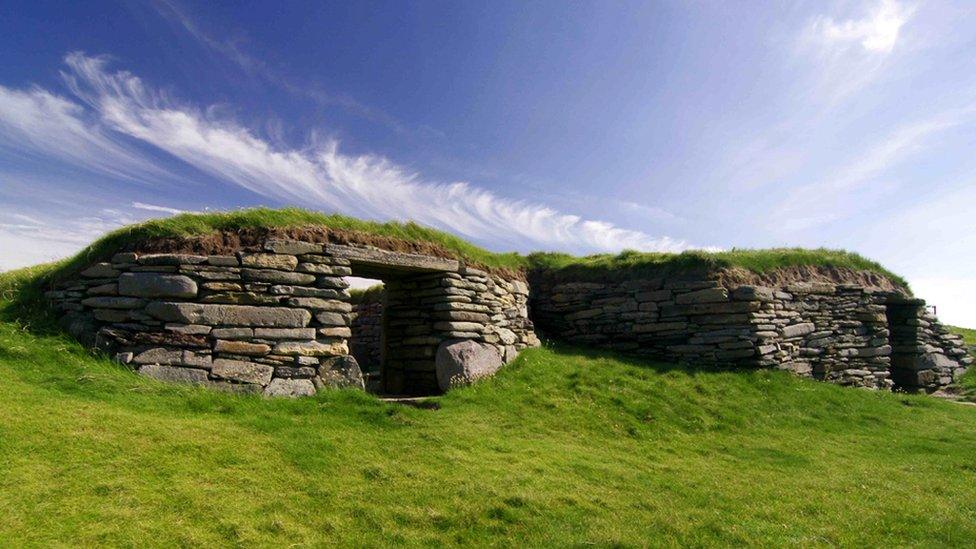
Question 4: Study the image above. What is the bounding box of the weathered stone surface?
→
[270,285,346,297]
[263,378,317,397]
[87,283,119,296]
[145,302,311,327]
[165,323,212,335]
[273,340,348,356]
[914,352,958,372]
[138,364,209,384]
[133,348,213,368]
[214,340,271,356]
[139,254,208,265]
[731,285,775,302]
[133,348,183,365]
[119,273,198,298]
[207,255,240,266]
[782,323,816,338]
[241,268,315,285]
[80,263,119,278]
[240,253,298,270]
[253,328,316,340]
[264,239,323,255]
[324,243,460,272]
[435,340,503,391]
[317,355,365,389]
[286,297,351,311]
[433,321,485,332]
[675,288,728,304]
[296,263,350,275]
[81,296,146,309]
[318,327,352,338]
[211,359,274,385]
[212,327,253,339]
[315,312,349,326]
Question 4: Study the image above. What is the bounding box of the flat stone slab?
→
[273,340,348,356]
[119,273,198,299]
[212,359,274,385]
[264,378,316,397]
[145,302,311,327]
[324,244,459,273]
[138,364,209,385]
[81,296,146,309]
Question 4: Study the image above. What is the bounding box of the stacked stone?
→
[47,239,364,396]
[350,300,383,371]
[752,283,894,389]
[46,238,539,397]
[530,278,762,366]
[531,276,969,393]
[381,266,537,394]
[887,301,973,391]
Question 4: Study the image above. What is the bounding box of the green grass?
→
[949,326,976,400]
[949,325,976,347]
[48,207,527,279]
[33,207,907,288]
[527,248,909,289]
[348,284,385,305]
[1,273,975,544]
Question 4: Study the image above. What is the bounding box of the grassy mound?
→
[1,319,975,544]
[527,248,909,288]
[29,207,906,288]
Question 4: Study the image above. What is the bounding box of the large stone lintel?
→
[323,244,459,274]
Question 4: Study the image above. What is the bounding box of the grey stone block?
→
[119,273,198,299]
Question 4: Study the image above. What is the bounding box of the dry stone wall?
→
[46,239,538,396]
[530,276,971,392]
[350,300,382,372]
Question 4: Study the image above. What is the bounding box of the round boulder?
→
[436,340,503,392]
[316,355,365,390]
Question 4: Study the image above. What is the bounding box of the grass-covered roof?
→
[11,207,908,289]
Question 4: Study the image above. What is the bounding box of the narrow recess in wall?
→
[347,277,384,393]
[885,298,924,391]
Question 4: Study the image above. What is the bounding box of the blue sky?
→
[1,1,975,325]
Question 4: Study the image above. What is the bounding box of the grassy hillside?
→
[950,326,976,400]
[1,281,975,544]
[36,207,906,287]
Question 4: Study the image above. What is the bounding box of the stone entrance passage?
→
[886,298,925,391]
[334,245,463,395]
[884,296,968,392]
[45,238,538,397]
[330,244,536,395]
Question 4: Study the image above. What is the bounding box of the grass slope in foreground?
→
[1,315,975,543]
[47,206,907,287]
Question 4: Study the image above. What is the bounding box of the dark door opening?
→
[885,298,925,391]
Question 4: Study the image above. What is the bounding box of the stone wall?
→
[46,239,538,396]
[350,300,383,372]
[530,276,972,392]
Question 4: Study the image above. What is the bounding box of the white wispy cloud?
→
[132,201,185,214]
[0,84,169,182]
[0,52,688,266]
[0,207,142,270]
[797,0,916,103]
[770,105,975,233]
[809,0,914,54]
